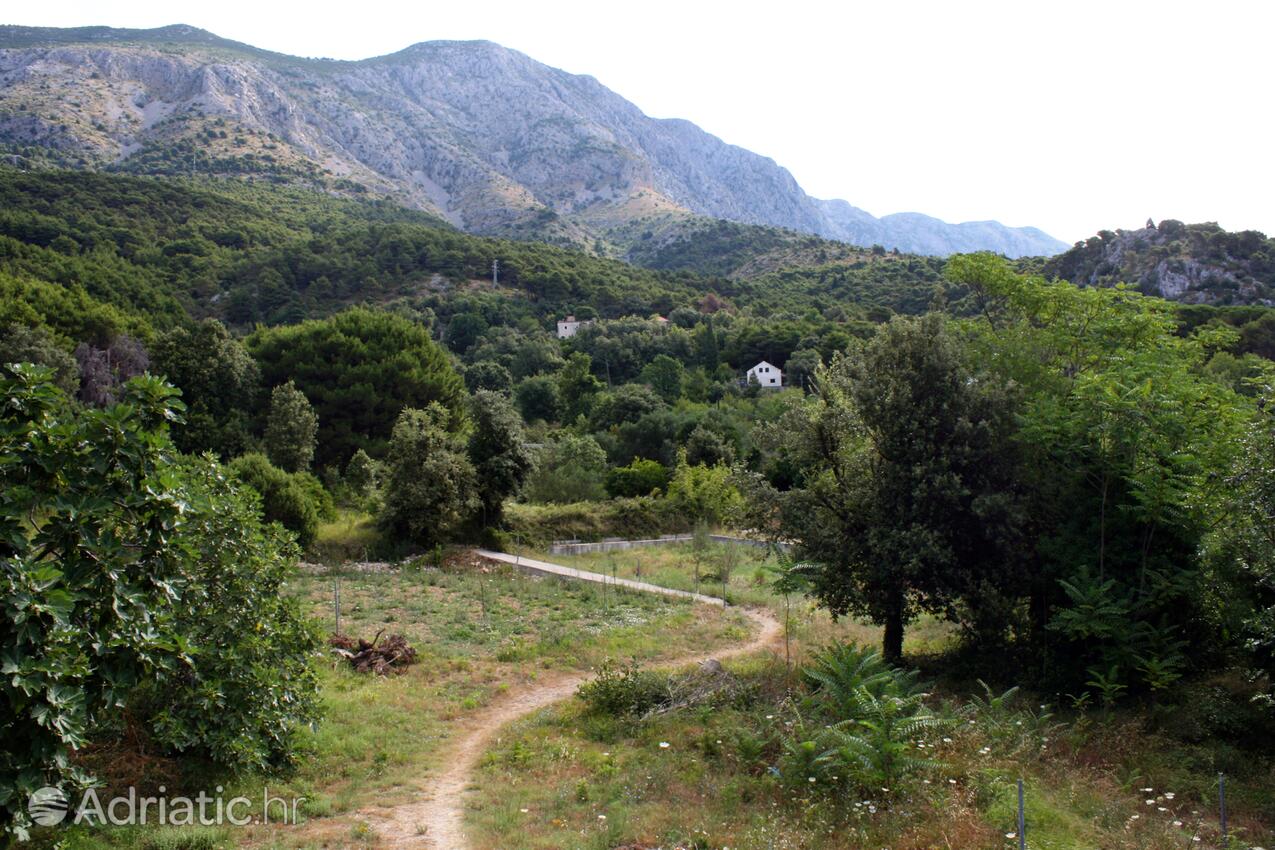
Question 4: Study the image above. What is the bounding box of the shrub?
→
[605,458,670,498]
[665,454,743,526]
[504,496,685,545]
[524,433,608,503]
[0,366,320,838]
[228,452,329,545]
[783,642,946,795]
[577,659,670,717]
[135,458,322,770]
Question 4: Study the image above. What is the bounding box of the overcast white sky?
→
[7,1,1274,243]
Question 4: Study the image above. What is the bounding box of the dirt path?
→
[358,561,782,850]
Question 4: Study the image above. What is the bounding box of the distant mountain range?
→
[0,24,1068,259]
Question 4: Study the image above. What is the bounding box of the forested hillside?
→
[0,24,1067,257]
[0,168,971,333]
[1045,218,1275,306]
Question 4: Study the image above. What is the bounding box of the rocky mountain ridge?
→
[0,24,1068,258]
[1043,219,1275,306]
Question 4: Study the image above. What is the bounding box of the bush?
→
[577,659,670,717]
[782,642,946,795]
[666,454,743,526]
[134,458,322,770]
[605,458,670,498]
[0,366,320,838]
[228,452,329,545]
[504,496,686,546]
[524,433,608,503]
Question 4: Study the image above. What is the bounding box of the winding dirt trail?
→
[358,564,782,850]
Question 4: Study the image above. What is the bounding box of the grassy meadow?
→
[457,543,1275,850]
[37,550,755,850]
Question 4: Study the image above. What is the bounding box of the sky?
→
[6,0,1274,243]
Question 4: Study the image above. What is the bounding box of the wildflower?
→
[1006,833,1017,839]
[949,779,957,785]
[659,741,670,748]
[942,737,952,743]
[1158,807,1168,812]
[809,777,817,783]
[1173,821,1184,828]
[1130,814,1140,820]
[1146,799,1155,805]
[1143,787,1154,793]
[1164,792,1175,800]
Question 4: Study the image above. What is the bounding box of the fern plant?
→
[802,641,922,722]
[815,687,950,792]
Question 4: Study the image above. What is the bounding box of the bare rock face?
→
[0,24,1068,257]
[1043,219,1275,306]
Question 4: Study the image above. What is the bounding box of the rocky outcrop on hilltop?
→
[1044,219,1275,305]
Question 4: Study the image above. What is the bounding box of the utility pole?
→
[492,259,499,286]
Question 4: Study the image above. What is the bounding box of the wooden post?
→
[1017,778,1026,850]
[1219,773,1228,849]
[333,577,341,635]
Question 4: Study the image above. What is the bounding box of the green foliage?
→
[640,353,685,403]
[762,313,1026,659]
[135,458,321,770]
[344,448,380,500]
[248,307,465,466]
[953,253,1254,692]
[576,659,670,718]
[468,390,533,525]
[802,642,922,718]
[380,404,477,548]
[151,319,260,458]
[0,322,78,394]
[227,452,330,545]
[605,458,671,498]
[524,432,608,503]
[0,168,719,329]
[589,382,666,430]
[1208,398,1275,689]
[557,352,604,420]
[263,379,318,472]
[504,497,683,546]
[514,374,563,423]
[665,454,743,526]
[0,365,188,838]
[782,642,946,795]
[0,366,318,838]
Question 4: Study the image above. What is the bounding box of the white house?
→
[556,315,592,339]
[747,360,783,388]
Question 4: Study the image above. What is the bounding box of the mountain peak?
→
[0,25,1067,257]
